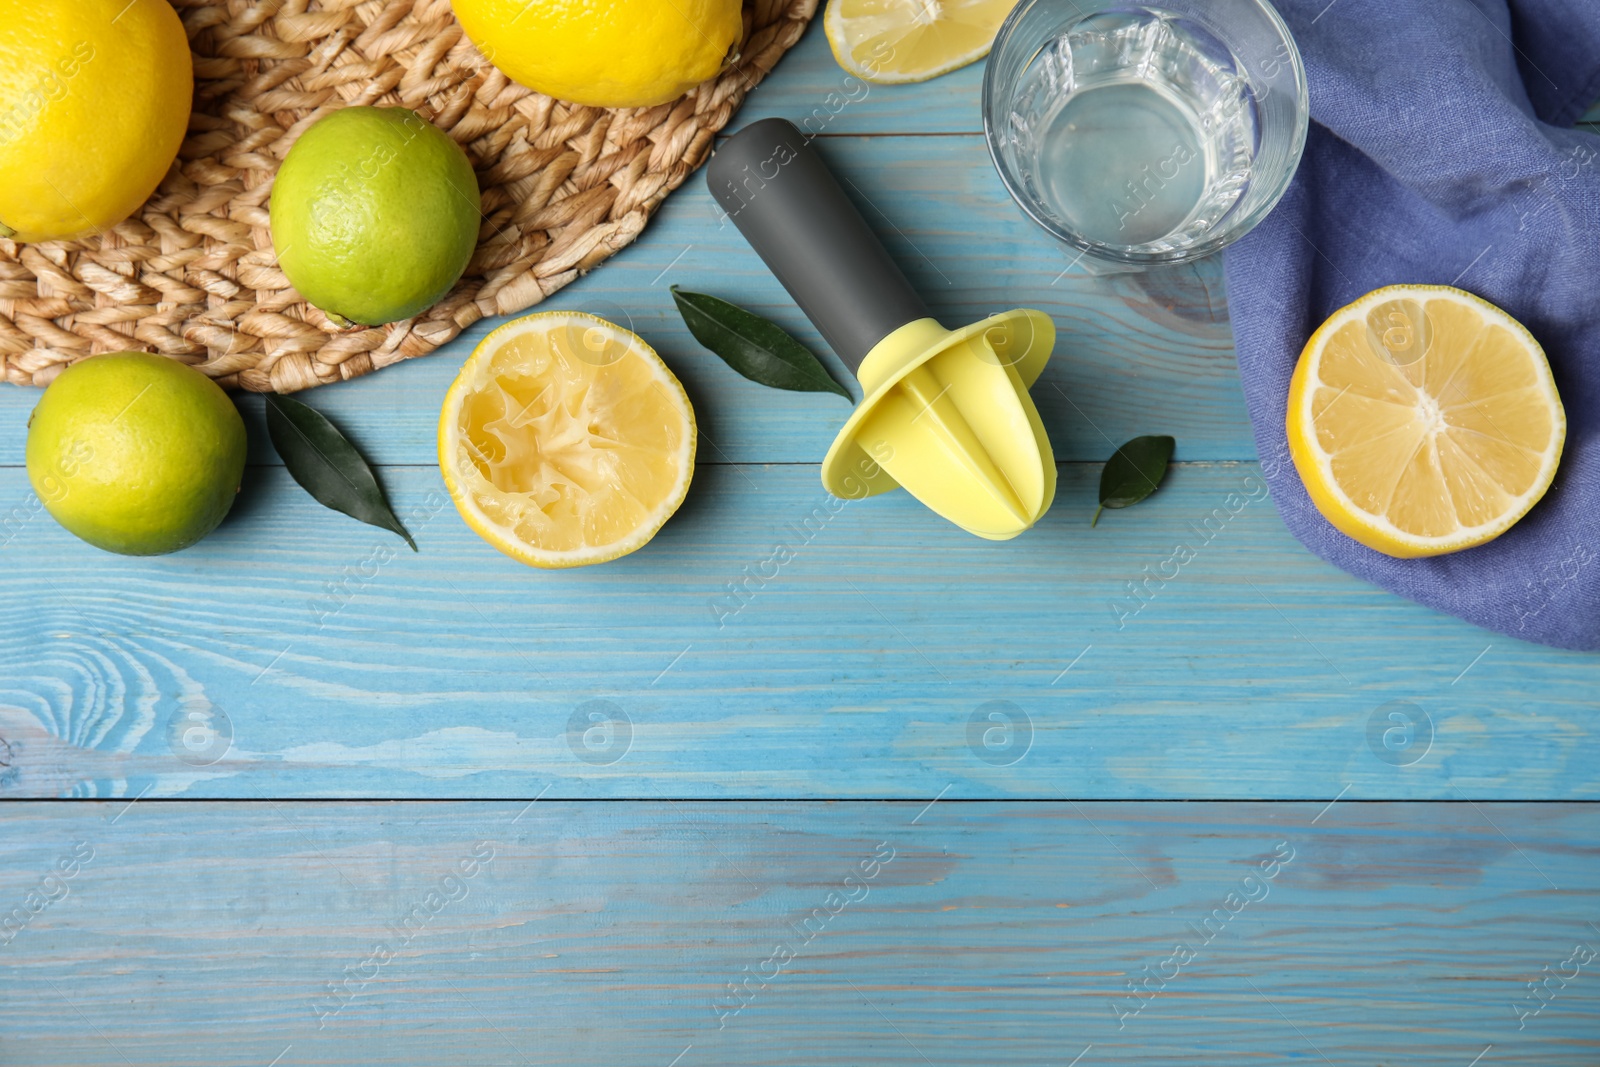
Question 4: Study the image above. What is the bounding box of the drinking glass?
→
[983,0,1309,268]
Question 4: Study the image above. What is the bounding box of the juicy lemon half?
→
[1287,285,1565,558]
[439,312,696,568]
[824,0,1021,84]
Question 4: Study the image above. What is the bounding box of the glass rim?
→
[981,0,1311,266]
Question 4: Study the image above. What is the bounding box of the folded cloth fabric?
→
[1225,0,1600,651]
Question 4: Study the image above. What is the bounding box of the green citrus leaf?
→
[264,393,416,551]
[671,286,851,399]
[1094,435,1175,526]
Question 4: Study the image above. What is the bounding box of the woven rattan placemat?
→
[0,0,817,393]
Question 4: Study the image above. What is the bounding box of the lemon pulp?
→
[439,313,696,568]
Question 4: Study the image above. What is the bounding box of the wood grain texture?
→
[2,464,1595,800]
[1,802,1596,1066]
[0,136,1244,465]
[0,23,1595,1067]
[0,23,1594,803]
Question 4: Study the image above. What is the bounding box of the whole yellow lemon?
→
[450,0,742,109]
[0,0,193,243]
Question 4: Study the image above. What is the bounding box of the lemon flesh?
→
[450,0,741,109]
[27,353,247,556]
[0,0,193,242]
[270,107,481,327]
[825,0,1021,84]
[439,313,696,568]
[1287,285,1565,558]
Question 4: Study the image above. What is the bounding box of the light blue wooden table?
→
[1,21,1596,1067]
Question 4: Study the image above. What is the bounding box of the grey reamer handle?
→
[707,118,931,375]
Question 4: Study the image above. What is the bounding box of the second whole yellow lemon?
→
[0,0,193,243]
[450,0,742,109]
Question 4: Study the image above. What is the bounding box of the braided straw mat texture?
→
[0,0,817,393]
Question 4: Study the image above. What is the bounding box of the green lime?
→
[270,106,482,327]
[26,353,247,556]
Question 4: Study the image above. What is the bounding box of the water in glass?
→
[1005,7,1259,251]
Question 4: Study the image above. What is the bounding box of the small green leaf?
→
[671,286,851,399]
[264,393,416,550]
[1094,435,1175,526]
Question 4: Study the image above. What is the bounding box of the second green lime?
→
[27,353,247,556]
[270,107,481,327]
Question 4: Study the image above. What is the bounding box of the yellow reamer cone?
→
[822,312,1055,539]
[709,119,1055,539]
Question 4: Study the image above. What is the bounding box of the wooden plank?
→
[2,463,1595,800]
[0,134,1246,466]
[0,802,1595,1066]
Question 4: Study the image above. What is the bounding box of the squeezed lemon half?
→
[824,0,1021,84]
[1287,285,1565,558]
[439,313,696,568]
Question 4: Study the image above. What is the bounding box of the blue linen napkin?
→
[1225,0,1600,651]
